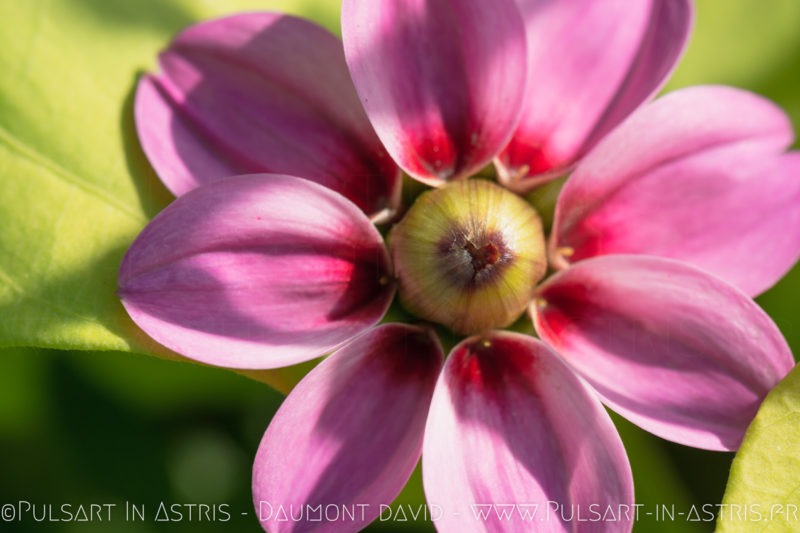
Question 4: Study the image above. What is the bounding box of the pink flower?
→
[120,1,800,531]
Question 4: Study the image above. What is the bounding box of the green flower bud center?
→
[390,179,547,335]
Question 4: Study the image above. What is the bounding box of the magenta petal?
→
[342,0,528,186]
[252,324,443,533]
[552,86,799,296]
[135,12,401,219]
[498,0,693,190]
[118,174,394,369]
[533,255,795,451]
[423,332,633,532]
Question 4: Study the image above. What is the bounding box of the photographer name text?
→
[1,500,797,525]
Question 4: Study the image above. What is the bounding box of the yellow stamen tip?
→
[557,246,574,258]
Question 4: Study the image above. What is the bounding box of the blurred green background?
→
[1,1,799,532]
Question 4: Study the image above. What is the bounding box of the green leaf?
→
[718,364,800,532]
[0,0,338,392]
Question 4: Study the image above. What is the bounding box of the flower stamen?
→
[465,240,501,273]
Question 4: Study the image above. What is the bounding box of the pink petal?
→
[497,0,693,190]
[135,13,401,220]
[253,324,443,533]
[552,86,799,296]
[118,174,394,369]
[342,0,528,186]
[532,255,795,451]
[423,332,633,532]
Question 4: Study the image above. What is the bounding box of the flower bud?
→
[390,179,547,334]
